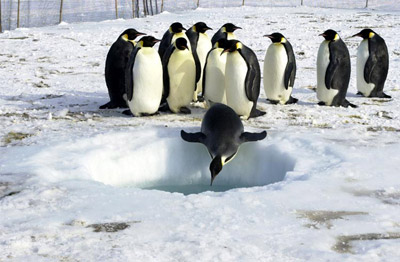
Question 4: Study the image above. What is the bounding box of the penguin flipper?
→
[162,46,175,100]
[180,130,206,143]
[284,62,295,90]
[325,58,339,90]
[240,131,267,143]
[283,42,296,90]
[193,51,201,86]
[125,47,140,101]
[158,31,172,58]
[202,49,213,97]
[364,54,377,84]
[242,47,261,103]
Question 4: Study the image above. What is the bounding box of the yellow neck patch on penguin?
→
[333,34,340,41]
[369,32,375,38]
[236,42,243,49]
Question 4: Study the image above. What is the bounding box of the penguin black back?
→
[181,103,266,185]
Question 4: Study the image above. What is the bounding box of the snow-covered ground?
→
[1,5,400,261]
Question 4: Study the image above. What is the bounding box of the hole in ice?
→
[32,129,296,195]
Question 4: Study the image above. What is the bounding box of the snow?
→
[1,4,400,261]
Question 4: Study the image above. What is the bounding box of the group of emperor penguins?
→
[99,22,390,185]
[100,22,391,120]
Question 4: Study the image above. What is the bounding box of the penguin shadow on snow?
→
[142,127,296,195]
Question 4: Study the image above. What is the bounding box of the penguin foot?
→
[267,99,279,105]
[377,92,392,99]
[141,112,160,117]
[179,107,191,114]
[249,109,266,119]
[317,101,326,106]
[196,95,205,103]
[99,101,128,109]
[342,99,358,108]
[286,96,299,105]
[158,103,171,112]
[122,109,133,116]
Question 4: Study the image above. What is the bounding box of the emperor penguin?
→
[316,29,356,108]
[161,38,199,114]
[222,40,266,119]
[211,23,241,47]
[123,36,163,117]
[263,33,298,105]
[100,28,145,109]
[181,103,267,185]
[203,38,229,107]
[353,29,391,98]
[158,22,190,59]
[186,22,213,101]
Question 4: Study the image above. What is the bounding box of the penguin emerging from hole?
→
[158,22,190,59]
[222,40,266,119]
[161,38,198,114]
[181,103,266,185]
[123,36,163,117]
[203,38,229,107]
[211,23,242,47]
[100,29,145,109]
[186,22,213,101]
[316,29,357,108]
[263,33,298,105]
[353,29,391,99]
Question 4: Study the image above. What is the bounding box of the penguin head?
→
[209,148,239,186]
[222,23,242,33]
[193,22,212,33]
[320,29,340,41]
[120,28,146,42]
[137,36,161,47]
[174,38,189,50]
[221,40,243,55]
[215,38,229,49]
[170,22,186,33]
[264,32,287,44]
[353,29,376,39]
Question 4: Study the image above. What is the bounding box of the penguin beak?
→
[180,27,187,31]
[205,26,213,31]
[319,33,327,37]
[136,31,146,36]
[220,48,229,56]
[153,38,161,44]
[209,156,223,186]
[264,34,273,39]
[233,26,242,31]
[210,175,216,186]
[352,33,362,38]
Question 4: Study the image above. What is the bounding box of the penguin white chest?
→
[225,51,253,118]
[129,48,163,116]
[167,49,196,112]
[194,33,212,98]
[317,41,339,105]
[357,39,375,96]
[263,44,292,104]
[204,48,227,106]
[227,32,236,40]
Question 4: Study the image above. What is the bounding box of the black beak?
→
[352,33,361,38]
[153,38,161,43]
[136,32,146,36]
[264,34,273,39]
[205,26,213,31]
[233,26,242,31]
[319,33,326,37]
[180,27,187,31]
[220,48,229,56]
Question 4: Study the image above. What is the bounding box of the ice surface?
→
[1,4,400,262]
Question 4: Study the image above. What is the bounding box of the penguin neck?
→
[121,34,136,45]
